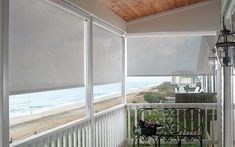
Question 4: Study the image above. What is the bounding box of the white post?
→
[84,17,95,147]
[0,0,9,146]
[121,37,126,104]
[223,67,234,147]
[121,36,127,145]
[217,66,223,147]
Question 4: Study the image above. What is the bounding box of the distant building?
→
[172,76,201,85]
[172,76,202,93]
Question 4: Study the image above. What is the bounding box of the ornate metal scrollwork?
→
[133,107,204,147]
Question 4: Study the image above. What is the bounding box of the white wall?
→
[68,0,127,32]
[127,0,220,36]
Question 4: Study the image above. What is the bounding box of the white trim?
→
[128,0,218,24]
[92,17,125,37]
[126,103,217,107]
[127,73,216,77]
[126,31,217,38]
[47,0,90,20]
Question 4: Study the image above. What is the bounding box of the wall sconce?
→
[215,19,235,67]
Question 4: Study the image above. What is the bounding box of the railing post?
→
[223,67,234,147]
[0,0,9,146]
[84,16,95,147]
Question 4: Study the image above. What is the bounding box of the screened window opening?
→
[9,0,85,142]
[93,24,123,113]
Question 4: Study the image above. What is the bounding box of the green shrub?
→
[157,82,176,97]
[144,92,165,103]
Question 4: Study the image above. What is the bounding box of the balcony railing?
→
[10,103,235,147]
[10,104,125,147]
[126,103,218,145]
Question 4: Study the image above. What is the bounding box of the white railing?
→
[10,104,125,147]
[95,105,125,147]
[9,103,228,146]
[126,103,218,145]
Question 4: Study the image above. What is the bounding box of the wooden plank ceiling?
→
[98,0,206,21]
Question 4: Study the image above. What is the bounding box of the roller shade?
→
[9,0,84,94]
[196,36,214,74]
[93,25,122,84]
[127,36,211,76]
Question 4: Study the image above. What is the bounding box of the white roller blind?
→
[127,36,210,76]
[9,0,84,94]
[93,25,122,84]
[196,36,213,74]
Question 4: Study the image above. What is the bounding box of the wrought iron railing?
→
[126,103,218,145]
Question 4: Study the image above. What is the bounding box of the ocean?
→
[9,77,171,118]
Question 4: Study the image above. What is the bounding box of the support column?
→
[121,37,127,144]
[216,66,223,147]
[121,37,126,104]
[0,0,9,146]
[223,67,234,147]
[84,17,95,147]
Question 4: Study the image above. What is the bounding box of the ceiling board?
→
[99,0,206,21]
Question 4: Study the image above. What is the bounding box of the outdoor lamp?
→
[208,48,218,71]
[215,19,235,67]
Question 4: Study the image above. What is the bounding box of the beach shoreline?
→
[10,86,154,142]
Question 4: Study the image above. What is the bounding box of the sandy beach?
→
[10,87,153,142]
